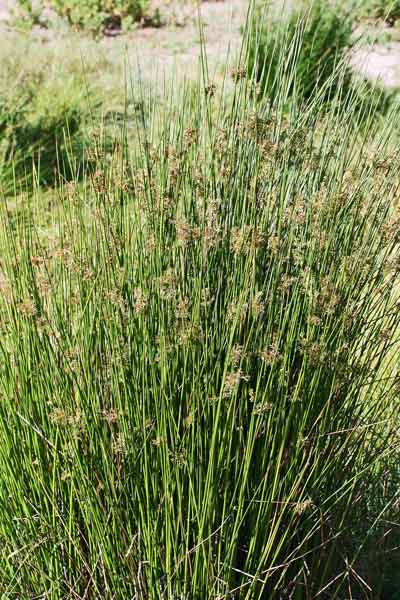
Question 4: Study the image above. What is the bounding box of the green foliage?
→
[246,0,393,118]
[15,0,150,33]
[355,0,400,21]
[0,46,399,598]
[0,72,94,194]
[246,1,354,104]
[0,32,149,195]
[0,10,399,599]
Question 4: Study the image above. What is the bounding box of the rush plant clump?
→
[0,7,399,600]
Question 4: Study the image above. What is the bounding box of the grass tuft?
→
[0,6,399,599]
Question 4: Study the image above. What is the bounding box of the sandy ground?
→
[106,0,249,84]
[0,0,11,20]
[0,0,248,92]
[0,0,400,90]
[351,42,400,88]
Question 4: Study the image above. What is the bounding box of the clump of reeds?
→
[0,7,398,599]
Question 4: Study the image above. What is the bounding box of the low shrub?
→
[1,91,84,192]
[355,0,400,22]
[15,0,151,33]
[0,67,96,194]
[0,33,156,195]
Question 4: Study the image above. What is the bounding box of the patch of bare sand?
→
[1,1,400,93]
[0,1,249,93]
[101,0,248,87]
[351,43,400,88]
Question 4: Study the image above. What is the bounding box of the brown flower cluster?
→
[230,225,265,255]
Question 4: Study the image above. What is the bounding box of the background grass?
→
[354,0,400,22]
[245,0,394,118]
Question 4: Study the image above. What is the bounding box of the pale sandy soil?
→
[0,0,11,20]
[0,0,248,81]
[103,0,249,86]
[0,0,399,91]
[351,42,400,88]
